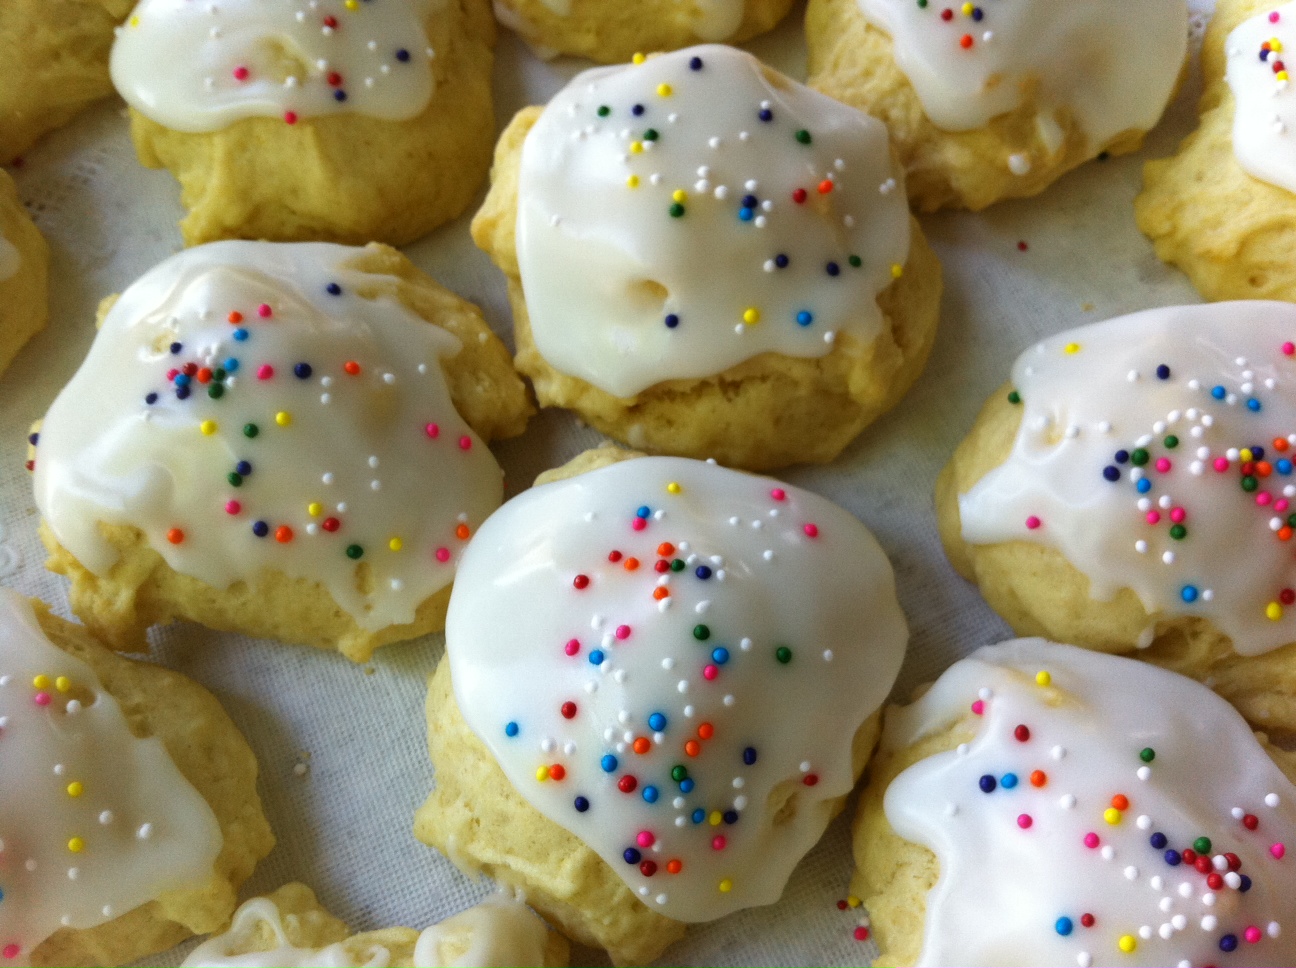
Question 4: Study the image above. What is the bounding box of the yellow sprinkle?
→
[1268,601,1284,621]
[666,482,681,494]
[1241,448,1255,462]
[709,810,723,826]
[1118,935,1137,954]
[1274,38,1285,53]
[535,765,550,782]
[68,837,84,853]
[1035,670,1052,687]
[1280,71,1291,81]
[389,537,403,552]
[33,674,50,689]
[1064,342,1081,355]
[961,1,974,13]
[718,878,733,893]
[742,307,761,325]
[308,502,323,517]
[67,782,84,798]
[129,14,139,26]
[200,420,218,436]
[345,0,359,8]
[672,189,688,203]
[1103,807,1122,825]
[55,676,70,693]
[630,141,644,154]
[657,83,673,97]
[275,411,292,427]
[632,52,646,64]
[626,175,640,189]
[847,895,861,908]
[890,263,904,279]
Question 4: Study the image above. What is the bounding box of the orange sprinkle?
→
[959,33,973,48]
[698,722,714,740]
[197,367,212,384]
[657,542,675,557]
[1030,770,1047,788]
[228,310,243,324]
[1111,794,1129,811]
[1282,527,1294,542]
[1258,461,1274,477]
[455,523,471,540]
[684,740,701,757]
[666,859,683,874]
[633,737,651,755]
[1275,437,1290,453]
[344,361,361,375]
[817,179,834,194]
[652,587,669,600]
[166,528,184,545]
[275,526,294,543]
[624,557,640,571]
[549,764,566,781]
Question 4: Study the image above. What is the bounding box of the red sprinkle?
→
[792,188,807,204]
[618,775,637,793]
[560,701,577,719]
[803,773,819,786]
[573,574,590,589]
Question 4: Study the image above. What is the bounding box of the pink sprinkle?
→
[803,523,819,538]
[233,65,249,81]
[1084,832,1100,849]
[425,423,440,438]
[1155,457,1171,473]
[34,692,50,707]
[1214,457,1230,472]
[1271,10,1282,22]
[615,625,631,640]
[257,303,272,318]
[853,927,870,942]
[770,488,786,501]
[1279,499,1291,512]
[166,368,179,380]
[257,364,274,380]
[2,945,19,960]
[1272,842,1286,859]
[703,664,718,680]
[636,831,656,848]
[1169,507,1186,524]
[1017,814,1033,829]
[458,435,472,451]
[971,700,985,715]
[1246,925,1262,944]
[632,518,647,531]
[712,835,726,851]
[1146,511,1161,525]
[434,547,450,563]
[1025,515,1041,530]
[284,111,298,125]
[1258,492,1274,507]
[565,639,580,656]
[225,500,241,515]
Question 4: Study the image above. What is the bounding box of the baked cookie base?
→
[0,169,49,379]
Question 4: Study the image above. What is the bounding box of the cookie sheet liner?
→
[0,3,1214,965]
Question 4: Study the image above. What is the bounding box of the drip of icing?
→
[959,302,1296,656]
[32,241,503,633]
[1227,2,1296,194]
[0,588,222,964]
[515,44,910,398]
[446,456,908,921]
[883,639,1296,967]
[181,893,550,968]
[109,0,438,133]
[0,232,18,283]
[854,0,1187,145]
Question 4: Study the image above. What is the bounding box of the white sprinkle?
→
[137,823,153,840]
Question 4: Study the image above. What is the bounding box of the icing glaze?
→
[959,302,1296,656]
[882,638,1296,967]
[854,0,1187,148]
[529,0,745,41]
[515,45,910,398]
[181,893,551,968]
[0,233,18,283]
[0,588,222,964]
[446,455,907,921]
[32,241,502,633]
[1226,3,1296,195]
[110,0,437,134]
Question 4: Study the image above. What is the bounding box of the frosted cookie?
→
[1137,0,1296,303]
[472,45,941,472]
[109,0,496,246]
[31,241,532,661]
[181,883,569,967]
[853,639,1296,967]
[0,169,48,379]
[937,302,1296,730]
[0,0,134,164]
[0,587,274,966]
[415,446,908,964]
[807,0,1189,212]
[492,0,793,64]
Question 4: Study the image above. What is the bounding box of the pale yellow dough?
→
[126,0,496,247]
[849,683,1296,967]
[35,244,534,662]
[493,0,794,63]
[805,0,1159,212]
[193,882,570,967]
[24,600,275,967]
[1135,0,1296,302]
[0,169,49,378]
[472,107,943,473]
[937,384,1296,734]
[413,446,882,966]
[0,0,133,164]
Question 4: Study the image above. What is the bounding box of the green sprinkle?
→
[775,646,792,664]
[1007,390,1021,405]
[1169,524,1187,540]
[1139,747,1155,763]
[644,129,659,141]
[794,129,812,145]
[848,255,862,268]
[669,203,686,218]
[671,765,688,782]
[693,624,710,641]
[1242,476,1259,492]
[670,559,685,572]
[1130,448,1149,467]
[243,423,259,438]
[227,472,243,487]
[208,384,225,399]
[346,544,364,560]
[1163,435,1178,449]
[597,105,610,117]
[1193,836,1212,855]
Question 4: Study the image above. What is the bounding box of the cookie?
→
[807,0,1189,211]
[414,446,908,964]
[109,0,496,246]
[472,44,941,471]
[853,639,1296,967]
[0,588,274,966]
[181,883,569,967]
[0,0,133,163]
[1136,0,1296,302]
[937,302,1296,730]
[492,0,793,64]
[31,241,532,661]
[0,169,48,379]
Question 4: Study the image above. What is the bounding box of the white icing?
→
[110,0,438,134]
[182,893,551,968]
[446,456,907,921]
[1227,3,1296,194]
[0,232,18,283]
[884,639,1296,967]
[516,45,910,398]
[33,241,502,634]
[855,0,1188,148]
[0,588,222,964]
[959,302,1296,656]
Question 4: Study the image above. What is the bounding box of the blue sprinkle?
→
[774,253,788,268]
[648,712,667,732]
[642,786,659,803]
[235,460,251,476]
[680,778,694,793]
[1211,385,1226,399]
[396,48,410,62]
[971,5,982,19]
[170,342,183,354]
[589,649,605,666]
[233,328,249,341]
[574,796,589,812]
[1055,917,1073,937]
[636,505,651,518]
[741,194,758,208]
[601,754,618,773]
[294,362,313,379]
[711,647,729,664]
[723,810,738,824]
[695,565,712,580]
[1240,874,1252,892]
[1181,585,1199,603]
[1150,832,1168,849]
[1254,446,1267,460]
[738,207,754,221]
[1248,398,1262,412]
[796,311,813,327]
[758,108,773,122]
[665,313,680,329]
[1114,449,1130,464]
[743,746,758,765]
[252,520,269,537]
[145,392,158,405]
[632,104,645,116]
[692,808,705,823]
[333,89,347,102]
[826,261,840,277]
[505,721,519,737]
[1103,466,1120,482]
[1220,934,1238,953]
[1001,772,1019,789]
[27,433,38,445]
[689,56,703,70]
[176,386,191,400]
[978,774,997,793]
[1156,364,1171,380]
[326,283,343,296]
[623,848,641,864]
[224,357,240,372]
[1280,459,1293,474]
[1164,849,1181,866]
[174,373,191,387]
[1136,478,1152,493]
